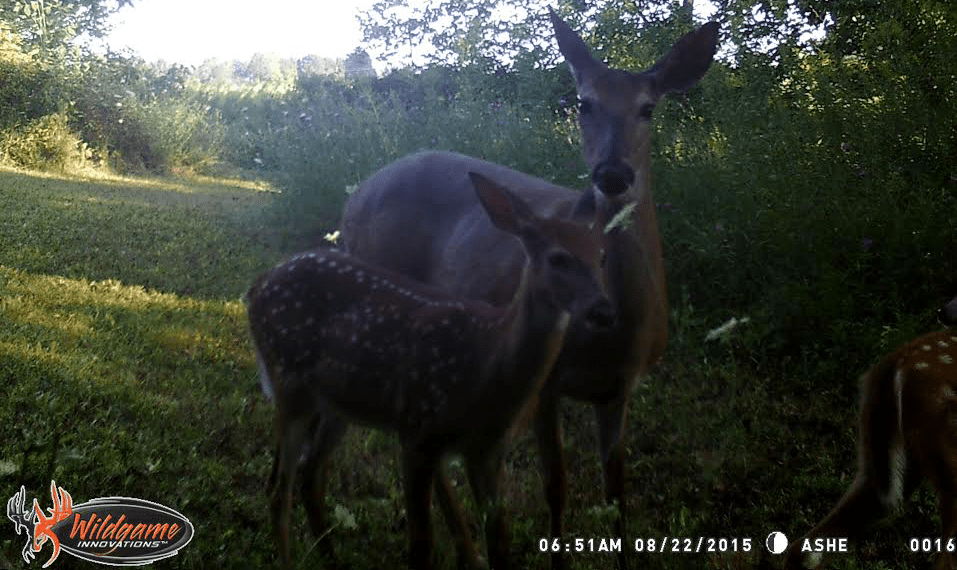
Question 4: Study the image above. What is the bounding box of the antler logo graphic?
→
[7,481,194,567]
[7,484,37,564]
[7,481,74,568]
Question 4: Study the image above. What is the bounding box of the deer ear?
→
[646,21,719,96]
[549,7,605,86]
[469,172,534,235]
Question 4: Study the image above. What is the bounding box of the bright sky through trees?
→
[103,0,743,71]
[106,0,379,66]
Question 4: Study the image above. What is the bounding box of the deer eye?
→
[638,103,655,120]
[577,98,594,115]
[599,250,608,267]
[548,251,574,270]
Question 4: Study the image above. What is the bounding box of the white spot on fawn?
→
[939,353,954,365]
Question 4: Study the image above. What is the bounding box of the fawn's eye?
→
[599,250,608,267]
[577,98,594,115]
[638,103,655,120]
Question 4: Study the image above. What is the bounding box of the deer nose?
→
[592,161,635,196]
[585,299,616,329]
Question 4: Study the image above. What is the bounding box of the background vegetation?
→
[0,0,955,568]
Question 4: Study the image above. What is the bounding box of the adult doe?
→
[785,325,957,569]
[340,8,718,569]
[248,173,613,569]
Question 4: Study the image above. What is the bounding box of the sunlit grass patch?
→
[0,264,275,568]
[0,167,283,300]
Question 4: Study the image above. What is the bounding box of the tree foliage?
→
[359,0,559,69]
[0,0,131,64]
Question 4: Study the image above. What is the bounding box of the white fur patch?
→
[257,352,274,400]
[885,368,907,508]
[884,438,906,508]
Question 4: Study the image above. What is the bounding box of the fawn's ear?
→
[470,172,535,235]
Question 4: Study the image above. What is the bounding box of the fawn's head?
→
[549,8,718,197]
[469,172,614,329]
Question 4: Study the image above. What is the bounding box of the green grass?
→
[0,164,949,570]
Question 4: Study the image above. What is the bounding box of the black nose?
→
[592,162,634,196]
[586,299,616,329]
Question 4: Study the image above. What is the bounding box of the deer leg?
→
[271,410,309,568]
[923,426,957,570]
[783,474,889,569]
[301,415,347,554]
[595,396,628,570]
[534,386,566,570]
[934,489,957,570]
[267,441,280,494]
[434,463,483,570]
[466,447,509,570]
[402,444,438,570]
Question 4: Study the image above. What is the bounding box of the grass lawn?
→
[0,165,946,569]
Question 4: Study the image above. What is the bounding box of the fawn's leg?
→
[466,446,509,570]
[783,469,894,569]
[434,463,483,570]
[534,386,566,570]
[595,394,628,570]
[912,399,957,570]
[402,443,439,570]
[934,443,957,570]
[301,415,347,551]
[935,488,957,570]
[271,408,310,568]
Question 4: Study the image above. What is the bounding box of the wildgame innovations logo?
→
[7,481,194,567]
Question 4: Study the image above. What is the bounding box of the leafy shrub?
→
[110,97,225,173]
[67,53,226,174]
[653,40,955,376]
[0,60,62,130]
[210,66,581,234]
[0,112,88,171]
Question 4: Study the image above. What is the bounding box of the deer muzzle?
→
[584,298,616,330]
[592,160,635,196]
